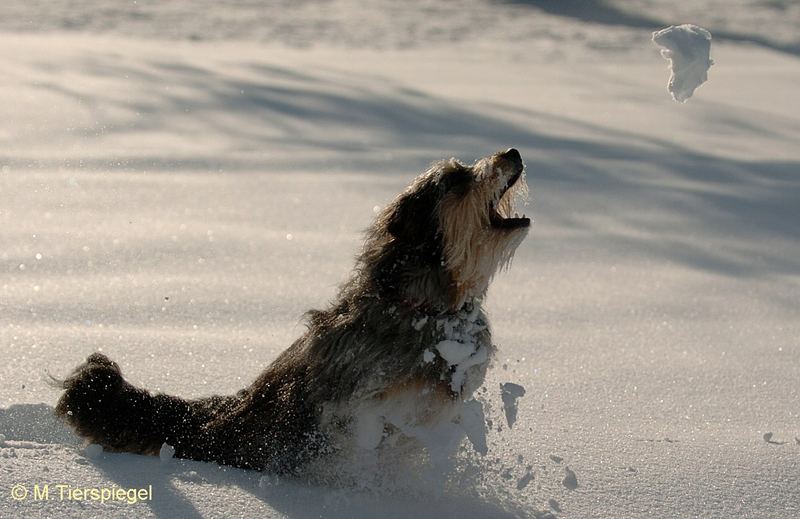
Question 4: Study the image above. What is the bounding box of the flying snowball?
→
[652,24,714,103]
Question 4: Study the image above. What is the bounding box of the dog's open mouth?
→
[489,170,530,230]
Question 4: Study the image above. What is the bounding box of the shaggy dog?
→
[55,148,530,473]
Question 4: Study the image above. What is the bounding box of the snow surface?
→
[2,1,800,518]
[653,24,714,102]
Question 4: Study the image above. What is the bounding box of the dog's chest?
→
[414,302,494,398]
[341,305,494,451]
[320,303,495,452]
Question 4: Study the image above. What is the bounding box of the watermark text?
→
[10,483,152,505]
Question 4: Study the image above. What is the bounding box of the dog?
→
[55,148,530,474]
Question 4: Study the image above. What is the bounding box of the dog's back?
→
[56,149,530,472]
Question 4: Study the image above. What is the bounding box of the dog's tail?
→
[55,353,237,459]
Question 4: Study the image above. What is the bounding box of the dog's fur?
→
[55,149,530,473]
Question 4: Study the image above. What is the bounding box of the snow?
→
[652,24,714,102]
[459,399,488,456]
[435,340,475,366]
[432,303,491,393]
[2,1,800,518]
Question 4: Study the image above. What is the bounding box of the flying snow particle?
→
[501,382,526,428]
[652,24,713,103]
[159,442,176,464]
[0,433,6,446]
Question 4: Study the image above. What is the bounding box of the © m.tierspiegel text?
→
[14,483,152,505]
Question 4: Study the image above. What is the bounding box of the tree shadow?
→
[21,53,800,286]
[502,0,800,57]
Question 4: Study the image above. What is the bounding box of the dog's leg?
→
[55,353,240,459]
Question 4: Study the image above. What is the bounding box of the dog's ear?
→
[386,185,439,242]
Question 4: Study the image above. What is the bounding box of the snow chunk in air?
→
[652,24,713,103]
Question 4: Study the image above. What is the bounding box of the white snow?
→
[432,303,492,393]
[434,338,490,394]
[2,1,800,518]
[652,24,714,102]
[449,346,489,395]
[459,399,488,456]
[435,340,476,366]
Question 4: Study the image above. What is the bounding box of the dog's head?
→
[364,148,530,310]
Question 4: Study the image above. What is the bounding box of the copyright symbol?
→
[10,484,28,500]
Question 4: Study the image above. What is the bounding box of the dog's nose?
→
[500,148,523,172]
